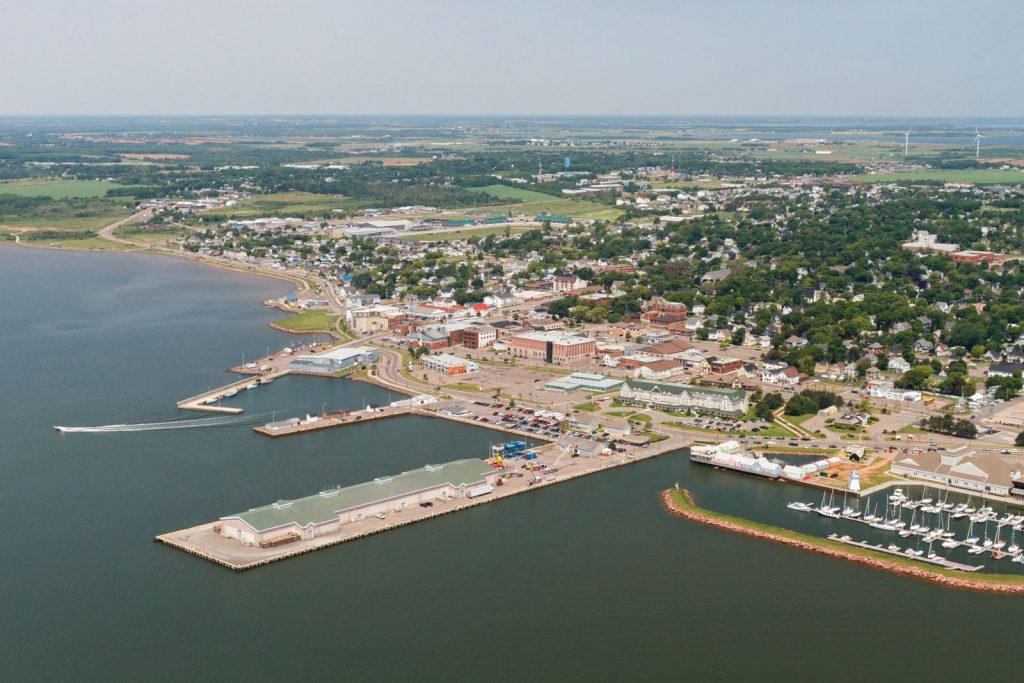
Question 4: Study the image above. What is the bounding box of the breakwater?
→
[660,488,1024,594]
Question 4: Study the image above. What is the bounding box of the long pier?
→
[254,404,414,437]
[155,440,688,571]
[827,534,985,572]
[177,369,289,414]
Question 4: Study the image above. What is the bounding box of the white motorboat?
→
[787,502,814,512]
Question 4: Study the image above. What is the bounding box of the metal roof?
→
[222,459,492,533]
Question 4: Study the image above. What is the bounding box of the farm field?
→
[467,184,562,202]
[198,192,356,220]
[0,211,132,231]
[0,179,136,198]
[846,168,1024,184]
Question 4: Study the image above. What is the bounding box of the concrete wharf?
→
[254,404,415,437]
[828,534,985,572]
[176,369,289,414]
[155,439,688,571]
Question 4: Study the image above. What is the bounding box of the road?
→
[97,208,154,245]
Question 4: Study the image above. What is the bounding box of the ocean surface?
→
[2,246,1023,682]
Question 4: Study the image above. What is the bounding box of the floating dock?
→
[828,534,985,572]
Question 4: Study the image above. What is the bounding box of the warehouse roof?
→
[222,458,492,533]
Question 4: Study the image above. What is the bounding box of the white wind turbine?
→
[973,127,985,158]
[903,128,912,156]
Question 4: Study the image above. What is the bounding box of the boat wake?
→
[54,413,263,433]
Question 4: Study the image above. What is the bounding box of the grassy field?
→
[0,212,132,230]
[575,402,599,412]
[467,184,562,202]
[396,225,531,242]
[272,309,340,332]
[847,169,1024,184]
[200,192,356,220]
[0,179,136,198]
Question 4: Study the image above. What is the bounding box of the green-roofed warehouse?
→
[219,458,498,547]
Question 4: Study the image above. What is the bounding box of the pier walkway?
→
[177,369,288,414]
[828,534,984,572]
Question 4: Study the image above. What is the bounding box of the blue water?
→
[2,246,1022,681]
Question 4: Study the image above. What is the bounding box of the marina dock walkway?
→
[828,534,985,572]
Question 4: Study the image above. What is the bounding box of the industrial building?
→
[508,331,597,365]
[288,347,379,374]
[618,379,748,417]
[218,459,499,547]
[421,353,479,376]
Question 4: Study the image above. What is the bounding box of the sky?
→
[4,0,1022,117]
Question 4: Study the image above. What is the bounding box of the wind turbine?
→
[903,128,912,156]
[973,127,985,158]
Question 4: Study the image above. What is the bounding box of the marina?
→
[786,487,1024,570]
[826,535,985,572]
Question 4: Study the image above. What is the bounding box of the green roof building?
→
[219,458,497,546]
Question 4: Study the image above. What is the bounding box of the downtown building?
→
[507,331,597,365]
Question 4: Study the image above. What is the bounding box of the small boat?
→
[1013,555,1024,564]
[968,545,987,555]
[787,502,814,512]
[941,539,961,549]
[259,377,274,385]
[871,521,897,531]
[222,389,238,398]
[246,383,258,390]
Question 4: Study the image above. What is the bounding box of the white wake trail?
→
[54,413,260,433]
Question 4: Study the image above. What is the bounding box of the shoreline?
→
[0,239,308,290]
[660,488,1024,594]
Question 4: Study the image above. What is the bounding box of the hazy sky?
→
[5,0,1022,117]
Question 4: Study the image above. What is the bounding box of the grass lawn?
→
[786,413,816,426]
[443,382,495,393]
[0,179,137,198]
[603,410,635,418]
[574,402,599,412]
[846,169,1024,184]
[897,424,926,434]
[272,309,340,332]
[17,235,141,251]
[466,185,562,202]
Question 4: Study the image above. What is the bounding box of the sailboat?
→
[964,519,979,546]
[817,490,840,518]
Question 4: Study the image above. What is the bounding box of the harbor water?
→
[2,246,1024,681]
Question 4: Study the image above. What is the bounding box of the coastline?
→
[661,488,1024,594]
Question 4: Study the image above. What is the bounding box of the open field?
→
[467,184,561,202]
[272,309,340,332]
[199,192,356,220]
[0,211,133,231]
[396,225,532,241]
[0,179,136,198]
[847,169,1024,184]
